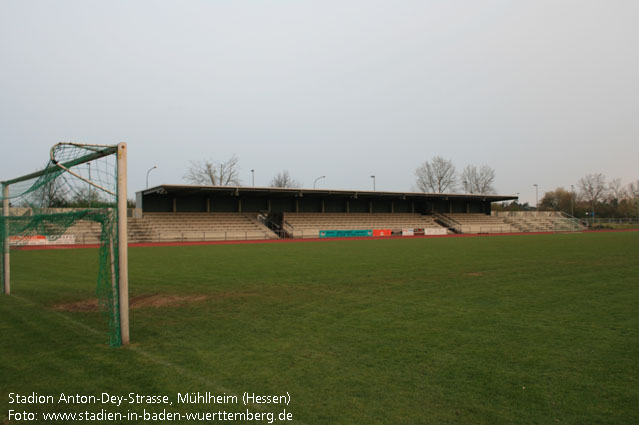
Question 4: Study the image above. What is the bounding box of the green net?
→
[1,143,123,347]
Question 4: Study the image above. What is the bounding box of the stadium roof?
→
[139,185,518,202]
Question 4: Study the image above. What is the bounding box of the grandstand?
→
[130,185,517,241]
[8,185,588,245]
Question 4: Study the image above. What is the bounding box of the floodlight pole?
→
[117,143,130,345]
[2,183,9,295]
[371,175,376,191]
[313,176,325,189]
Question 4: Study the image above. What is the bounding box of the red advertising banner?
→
[373,229,392,237]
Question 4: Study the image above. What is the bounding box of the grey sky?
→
[1,0,637,205]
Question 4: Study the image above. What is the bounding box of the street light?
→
[313,176,326,189]
[251,169,255,187]
[371,175,376,191]
[533,184,538,215]
[88,162,92,208]
[146,165,158,189]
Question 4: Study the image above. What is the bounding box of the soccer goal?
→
[1,142,129,346]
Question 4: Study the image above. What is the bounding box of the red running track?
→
[12,228,639,251]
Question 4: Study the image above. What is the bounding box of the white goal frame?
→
[1,142,129,345]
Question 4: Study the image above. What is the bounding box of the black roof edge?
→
[139,185,518,202]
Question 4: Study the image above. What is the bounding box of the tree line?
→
[185,156,301,188]
[184,155,638,218]
[537,174,639,219]
[494,174,639,219]
[414,156,496,194]
[185,154,497,193]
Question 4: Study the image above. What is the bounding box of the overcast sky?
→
[1,0,637,204]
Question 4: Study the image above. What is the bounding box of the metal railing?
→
[141,230,278,242]
[432,212,461,233]
[10,230,280,246]
[587,217,639,225]
[460,222,582,234]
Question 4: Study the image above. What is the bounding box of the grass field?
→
[1,232,638,424]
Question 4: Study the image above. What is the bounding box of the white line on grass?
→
[9,294,301,421]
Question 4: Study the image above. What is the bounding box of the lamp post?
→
[146,165,158,189]
[88,162,92,208]
[313,176,326,189]
[371,175,376,191]
[570,184,575,217]
[533,184,538,215]
[251,169,255,187]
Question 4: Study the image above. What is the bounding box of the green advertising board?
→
[319,229,373,238]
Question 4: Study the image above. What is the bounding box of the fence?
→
[10,230,278,246]
[587,217,639,225]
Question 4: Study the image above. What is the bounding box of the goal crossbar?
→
[1,145,117,187]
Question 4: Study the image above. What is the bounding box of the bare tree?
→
[415,156,456,193]
[627,180,639,200]
[578,173,607,217]
[34,176,68,208]
[70,187,104,208]
[184,155,241,186]
[628,180,639,218]
[460,164,496,194]
[269,170,301,188]
[607,178,626,204]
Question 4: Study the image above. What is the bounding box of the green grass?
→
[1,232,638,424]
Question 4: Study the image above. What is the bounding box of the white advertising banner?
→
[9,234,76,246]
[424,228,447,235]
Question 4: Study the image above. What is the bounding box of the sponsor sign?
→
[9,235,47,246]
[9,234,76,246]
[373,229,392,237]
[47,235,77,245]
[319,229,373,238]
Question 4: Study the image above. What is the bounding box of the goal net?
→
[1,142,129,347]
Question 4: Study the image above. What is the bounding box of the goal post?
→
[0,142,129,346]
[116,143,129,345]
